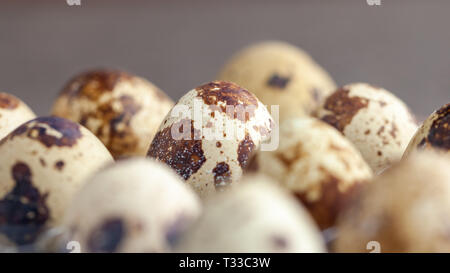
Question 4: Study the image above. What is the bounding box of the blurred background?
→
[0,0,449,118]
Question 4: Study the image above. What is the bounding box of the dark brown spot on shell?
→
[321,88,369,132]
[427,103,450,150]
[54,161,65,171]
[294,172,365,230]
[0,93,20,110]
[61,70,131,100]
[216,141,222,148]
[389,123,398,139]
[0,162,49,245]
[39,158,46,167]
[87,218,125,253]
[213,162,232,191]
[267,74,290,89]
[196,81,258,122]
[377,151,383,156]
[8,117,82,148]
[272,235,288,250]
[237,133,255,169]
[147,119,206,180]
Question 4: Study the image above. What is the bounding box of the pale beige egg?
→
[148,81,274,198]
[0,116,113,246]
[0,92,35,139]
[52,69,174,159]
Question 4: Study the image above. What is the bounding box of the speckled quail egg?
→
[217,41,336,122]
[334,151,450,253]
[403,102,449,157]
[0,116,113,246]
[51,69,174,159]
[175,175,325,253]
[61,158,201,253]
[253,117,373,229]
[0,92,35,139]
[316,83,418,174]
[147,81,274,198]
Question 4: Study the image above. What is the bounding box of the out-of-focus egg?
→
[253,117,373,229]
[0,92,35,139]
[51,69,174,159]
[316,83,417,174]
[403,102,449,157]
[217,41,336,122]
[147,81,274,198]
[0,116,113,246]
[334,151,450,252]
[61,158,201,253]
[175,175,326,253]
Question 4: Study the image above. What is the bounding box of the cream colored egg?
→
[335,151,450,253]
[0,116,113,246]
[175,175,326,253]
[148,81,274,198]
[403,102,449,158]
[254,117,373,229]
[0,92,35,139]
[217,41,336,122]
[62,158,201,253]
[316,83,418,174]
[52,69,174,159]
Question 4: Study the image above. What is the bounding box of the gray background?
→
[0,0,449,118]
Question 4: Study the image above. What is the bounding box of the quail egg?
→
[253,117,373,229]
[175,175,325,253]
[147,81,274,198]
[0,92,35,139]
[61,158,201,253]
[335,151,450,252]
[0,116,113,246]
[403,102,449,157]
[51,69,174,159]
[217,41,336,122]
[316,83,418,174]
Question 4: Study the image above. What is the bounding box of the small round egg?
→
[175,175,325,253]
[0,92,35,139]
[217,41,336,122]
[61,158,201,253]
[51,69,174,159]
[316,83,418,174]
[147,81,274,198]
[334,151,450,252]
[0,116,113,246]
[253,117,373,229]
[403,102,449,157]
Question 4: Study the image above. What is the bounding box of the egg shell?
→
[334,151,450,253]
[52,69,174,159]
[0,92,36,139]
[0,116,113,246]
[254,117,373,229]
[316,83,418,174]
[62,158,201,253]
[148,81,274,198]
[217,41,336,122]
[403,102,449,157]
[175,175,326,253]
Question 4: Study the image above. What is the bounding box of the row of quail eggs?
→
[0,40,448,253]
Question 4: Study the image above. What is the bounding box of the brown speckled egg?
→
[175,175,325,253]
[147,81,274,198]
[0,116,113,246]
[0,92,35,139]
[316,83,418,174]
[254,117,373,229]
[62,158,201,253]
[217,41,336,122]
[51,69,174,159]
[403,102,449,157]
[335,151,450,253]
